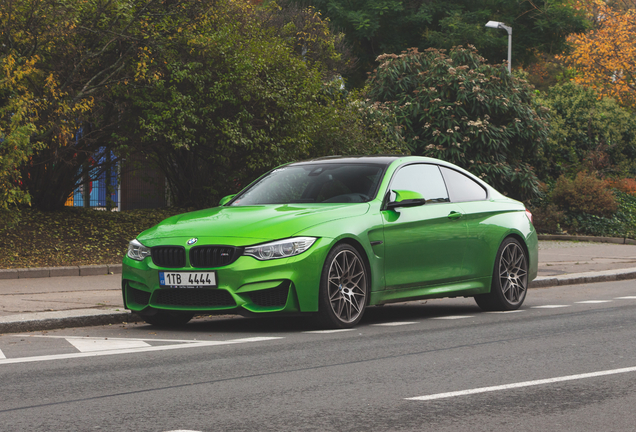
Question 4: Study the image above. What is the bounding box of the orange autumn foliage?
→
[562,0,636,107]
[607,178,636,195]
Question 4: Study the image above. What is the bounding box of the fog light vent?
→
[130,287,151,306]
[247,283,290,307]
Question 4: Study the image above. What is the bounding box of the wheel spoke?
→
[500,277,511,296]
[333,258,344,279]
[329,287,342,301]
[334,296,345,316]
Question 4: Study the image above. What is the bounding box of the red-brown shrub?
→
[551,172,618,217]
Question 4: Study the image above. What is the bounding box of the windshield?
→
[230,163,385,206]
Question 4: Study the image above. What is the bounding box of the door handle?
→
[447,211,463,220]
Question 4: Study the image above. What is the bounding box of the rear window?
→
[440,166,487,202]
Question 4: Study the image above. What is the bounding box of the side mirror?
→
[386,189,426,210]
[219,194,236,206]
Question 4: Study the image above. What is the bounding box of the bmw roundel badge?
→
[187,238,198,245]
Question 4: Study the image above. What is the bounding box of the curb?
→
[530,267,636,289]
[0,309,142,334]
[0,264,122,280]
[538,234,636,245]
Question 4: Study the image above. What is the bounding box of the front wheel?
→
[475,237,528,311]
[317,244,369,328]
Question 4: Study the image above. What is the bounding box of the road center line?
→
[406,365,636,401]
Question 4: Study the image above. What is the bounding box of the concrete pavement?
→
[1,239,636,333]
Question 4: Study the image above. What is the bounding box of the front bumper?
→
[122,238,330,315]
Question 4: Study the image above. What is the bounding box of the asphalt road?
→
[1,280,635,432]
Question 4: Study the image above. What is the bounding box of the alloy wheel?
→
[498,241,528,305]
[327,249,367,324]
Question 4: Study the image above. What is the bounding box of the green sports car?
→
[122,156,537,328]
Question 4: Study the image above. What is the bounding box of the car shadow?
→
[361,301,483,324]
[130,298,484,334]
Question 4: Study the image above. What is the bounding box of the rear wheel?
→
[475,237,528,311]
[318,244,369,328]
[139,310,194,327]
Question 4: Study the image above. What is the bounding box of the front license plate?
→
[159,271,217,287]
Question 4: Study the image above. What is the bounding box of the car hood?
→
[137,203,370,245]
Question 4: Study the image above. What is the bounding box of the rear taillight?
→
[525,209,533,224]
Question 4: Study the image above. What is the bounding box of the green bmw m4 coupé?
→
[122,156,537,328]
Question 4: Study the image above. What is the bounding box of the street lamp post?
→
[485,20,512,73]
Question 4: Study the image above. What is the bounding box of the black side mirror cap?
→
[386,198,426,210]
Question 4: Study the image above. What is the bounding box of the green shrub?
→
[562,191,636,238]
[530,203,565,234]
[536,83,636,181]
[364,46,549,201]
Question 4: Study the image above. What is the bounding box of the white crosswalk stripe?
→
[65,337,151,352]
[0,336,284,365]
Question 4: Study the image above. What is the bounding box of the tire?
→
[475,237,528,311]
[317,244,369,328]
[139,310,195,327]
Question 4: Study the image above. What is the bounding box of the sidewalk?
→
[1,239,636,333]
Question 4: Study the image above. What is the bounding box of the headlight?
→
[127,239,151,261]
[243,237,317,261]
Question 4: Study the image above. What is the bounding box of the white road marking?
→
[372,322,418,327]
[0,349,5,359]
[65,337,151,353]
[615,296,636,300]
[0,336,283,365]
[17,335,203,343]
[303,329,354,334]
[432,316,473,320]
[164,430,202,432]
[406,365,636,401]
[576,300,612,304]
[532,305,571,309]
[486,310,525,314]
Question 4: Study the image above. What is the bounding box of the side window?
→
[389,164,449,203]
[440,166,487,202]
